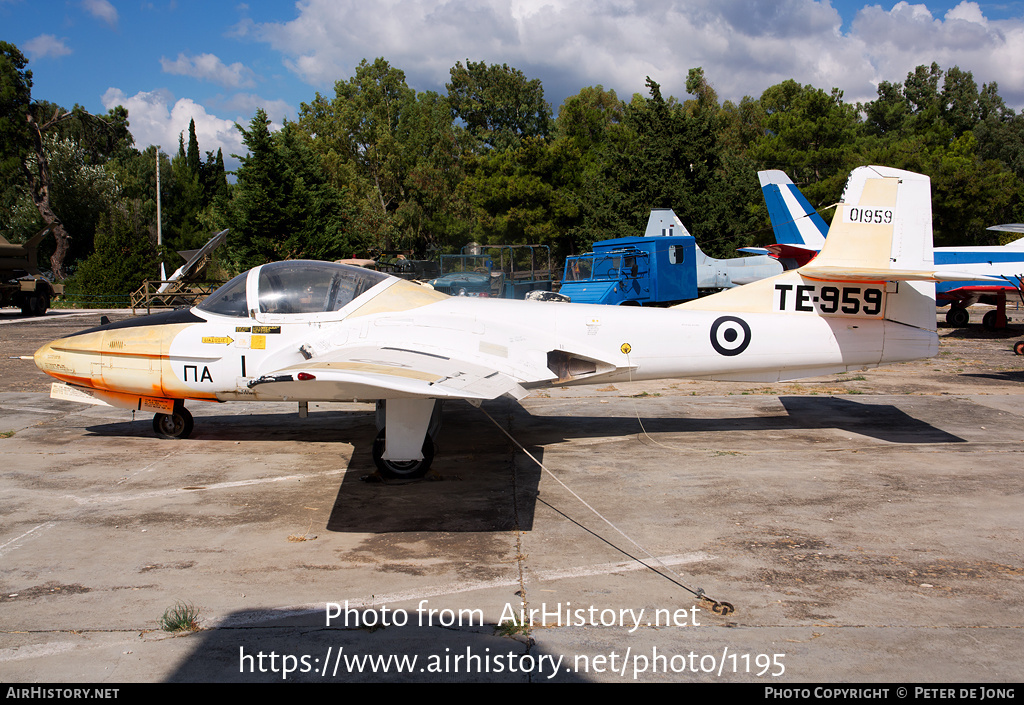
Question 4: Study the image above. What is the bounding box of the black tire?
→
[1013,340,1024,356]
[152,406,194,439]
[983,310,1000,330]
[945,306,970,327]
[20,293,43,317]
[371,428,434,479]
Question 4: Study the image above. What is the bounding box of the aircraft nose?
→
[35,339,52,366]
[34,339,65,378]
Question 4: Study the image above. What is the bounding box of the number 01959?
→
[845,206,893,224]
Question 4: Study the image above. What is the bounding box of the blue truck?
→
[557,209,783,306]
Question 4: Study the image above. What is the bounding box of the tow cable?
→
[479,406,734,617]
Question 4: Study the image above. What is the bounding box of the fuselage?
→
[34,261,938,409]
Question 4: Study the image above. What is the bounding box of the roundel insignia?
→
[710,316,751,356]
[620,343,632,354]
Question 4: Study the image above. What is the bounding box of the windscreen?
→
[196,271,249,317]
[257,261,389,315]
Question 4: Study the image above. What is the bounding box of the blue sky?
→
[5,1,1024,170]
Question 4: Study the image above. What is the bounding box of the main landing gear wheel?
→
[983,310,1003,331]
[371,428,434,479]
[1014,340,1024,356]
[152,406,194,439]
[945,306,970,327]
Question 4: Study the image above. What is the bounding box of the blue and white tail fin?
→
[758,170,828,249]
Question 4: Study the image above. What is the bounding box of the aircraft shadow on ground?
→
[81,408,378,442]
[516,395,965,446]
[79,404,544,534]
[80,395,965,447]
[79,396,963,534]
[326,422,544,534]
[939,325,1021,339]
[961,370,1024,383]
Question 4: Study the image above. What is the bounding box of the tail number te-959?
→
[775,284,883,316]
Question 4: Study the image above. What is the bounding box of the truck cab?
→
[560,236,697,305]
[558,209,783,306]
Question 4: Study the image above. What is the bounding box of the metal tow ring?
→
[710,600,735,616]
[700,595,735,616]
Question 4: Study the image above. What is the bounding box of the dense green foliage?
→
[3,43,1024,305]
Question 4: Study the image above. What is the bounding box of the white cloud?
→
[101,87,248,169]
[945,1,986,24]
[24,34,72,61]
[851,2,1024,104]
[212,93,295,127]
[82,0,118,28]
[161,53,258,89]
[245,0,1024,112]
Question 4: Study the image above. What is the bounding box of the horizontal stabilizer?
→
[800,266,1004,283]
[987,224,1024,247]
[987,223,1024,234]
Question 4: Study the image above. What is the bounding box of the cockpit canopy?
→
[198,261,391,318]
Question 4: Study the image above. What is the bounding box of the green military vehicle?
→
[0,226,63,316]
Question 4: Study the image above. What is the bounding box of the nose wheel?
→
[153,405,194,439]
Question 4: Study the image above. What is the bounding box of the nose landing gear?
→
[153,404,194,439]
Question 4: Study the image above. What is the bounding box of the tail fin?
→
[644,208,692,238]
[801,166,934,329]
[807,165,931,272]
[682,166,987,331]
[758,170,828,248]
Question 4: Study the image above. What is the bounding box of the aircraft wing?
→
[247,343,534,402]
[938,283,1022,308]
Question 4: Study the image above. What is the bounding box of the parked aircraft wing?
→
[248,343,530,402]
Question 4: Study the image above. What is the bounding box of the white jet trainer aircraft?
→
[35,166,987,478]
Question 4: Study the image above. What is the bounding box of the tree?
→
[66,201,157,304]
[186,118,201,176]
[459,136,581,257]
[304,58,413,215]
[0,41,132,278]
[227,110,363,271]
[554,85,624,151]
[447,60,552,151]
[607,77,726,240]
[393,90,471,253]
[0,41,34,187]
[753,79,860,207]
[940,66,981,139]
[300,59,474,253]
[43,133,124,267]
[203,148,229,202]
[862,80,909,137]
